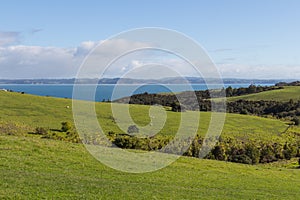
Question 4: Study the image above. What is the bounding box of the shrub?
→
[61,122,72,132]
[245,143,260,164]
[240,109,248,115]
[211,145,226,161]
[260,144,276,163]
[35,127,48,135]
[283,143,297,160]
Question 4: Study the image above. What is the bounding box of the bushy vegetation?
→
[227,99,300,119]
[78,131,300,165]
[34,127,48,135]
[61,121,72,132]
[225,85,283,97]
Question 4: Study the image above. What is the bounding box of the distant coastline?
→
[0,77,295,85]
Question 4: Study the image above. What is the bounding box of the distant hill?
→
[0,77,295,84]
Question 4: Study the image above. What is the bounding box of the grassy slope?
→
[0,91,299,199]
[227,86,300,102]
[1,135,299,199]
[0,91,289,142]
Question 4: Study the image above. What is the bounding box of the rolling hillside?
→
[226,86,300,102]
[0,90,300,199]
[0,91,289,141]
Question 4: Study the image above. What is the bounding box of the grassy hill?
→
[0,91,289,142]
[1,135,299,199]
[0,90,300,199]
[226,86,300,102]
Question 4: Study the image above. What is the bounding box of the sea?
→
[0,83,274,101]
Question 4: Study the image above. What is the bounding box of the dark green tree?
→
[226,86,233,97]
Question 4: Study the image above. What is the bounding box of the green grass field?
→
[0,91,289,142]
[227,86,300,102]
[1,135,299,199]
[0,91,300,199]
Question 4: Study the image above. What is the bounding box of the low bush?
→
[35,127,48,135]
[61,122,72,132]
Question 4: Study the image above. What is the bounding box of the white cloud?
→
[73,41,100,57]
[0,39,152,79]
[0,45,78,78]
[0,38,299,79]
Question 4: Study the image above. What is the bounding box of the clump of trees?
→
[227,99,300,119]
[225,85,283,97]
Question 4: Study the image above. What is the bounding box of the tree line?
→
[114,85,300,120]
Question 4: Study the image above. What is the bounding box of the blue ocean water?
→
[0,84,274,101]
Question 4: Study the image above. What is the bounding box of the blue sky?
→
[0,0,300,79]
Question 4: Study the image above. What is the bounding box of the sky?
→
[0,0,300,79]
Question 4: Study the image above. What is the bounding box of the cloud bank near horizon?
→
[0,37,299,80]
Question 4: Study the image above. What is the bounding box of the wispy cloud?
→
[30,28,43,35]
[217,63,300,79]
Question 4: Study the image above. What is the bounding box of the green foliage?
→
[240,109,248,115]
[61,121,72,132]
[283,143,297,160]
[245,143,260,164]
[260,144,276,163]
[211,144,226,160]
[96,131,300,165]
